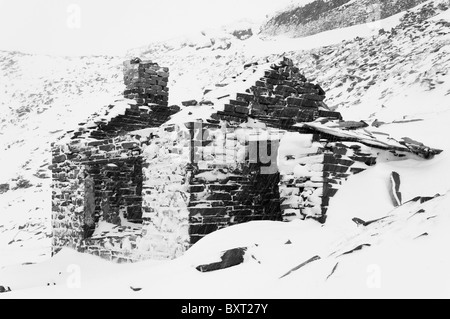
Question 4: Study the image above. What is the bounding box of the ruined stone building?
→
[51,57,441,263]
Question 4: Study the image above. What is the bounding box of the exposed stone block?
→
[236,93,254,102]
[189,224,219,235]
[53,154,67,164]
[189,207,227,216]
[182,100,198,107]
[234,106,250,114]
[224,104,235,113]
[229,99,249,107]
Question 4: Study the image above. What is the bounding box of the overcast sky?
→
[0,0,300,56]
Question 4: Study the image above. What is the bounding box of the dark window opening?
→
[83,157,143,238]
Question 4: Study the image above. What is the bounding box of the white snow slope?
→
[1,0,450,298]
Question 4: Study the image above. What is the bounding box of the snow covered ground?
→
[1,191,449,298]
[1,0,450,298]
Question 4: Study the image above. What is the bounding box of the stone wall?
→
[83,156,143,237]
[123,58,170,107]
[277,128,417,222]
[278,132,325,222]
[214,57,342,128]
[51,143,86,253]
[187,121,284,243]
[51,133,144,257]
[51,56,442,262]
[51,58,190,261]
[320,140,378,219]
[88,103,179,140]
[139,124,191,259]
[77,59,178,141]
[52,124,193,261]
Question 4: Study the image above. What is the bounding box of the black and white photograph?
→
[0,0,449,301]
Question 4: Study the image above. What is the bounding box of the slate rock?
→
[196,247,247,272]
[182,100,198,107]
[130,57,142,64]
[199,100,214,106]
[0,183,9,194]
[389,171,402,207]
[0,286,11,293]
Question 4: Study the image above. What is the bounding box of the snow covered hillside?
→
[261,0,435,37]
[1,0,450,298]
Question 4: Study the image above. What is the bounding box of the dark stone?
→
[314,84,326,96]
[274,85,297,95]
[244,61,258,69]
[236,93,254,102]
[281,107,300,117]
[207,193,232,201]
[0,286,11,293]
[279,255,321,279]
[0,183,9,194]
[234,106,249,114]
[121,142,140,149]
[389,171,402,207]
[99,144,115,152]
[286,97,303,107]
[338,121,369,129]
[53,154,67,164]
[182,100,198,107]
[190,235,204,244]
[296,87,319,94]
[169,105,181,112]
[296,109,318,122]
[265,78,284,85]
[188,185,205,193]
[189,223,219,235]
[318,110,342,120]
[88,141,105,147]
[341,244,371,256]
[324,164,349,174]
[323,184,339,198]
[130,57,142,64]
[264,70,284,80]
[229,99,249,107]
[255,80,266,87]
[296,99,320,108]
[336,158,355,167]
[189,207,227,216]
[199,100,214,106]
[224,104,235,113]
[230,210,253,217]
[216,111,247,120]
[208,184,240,192]
[257,96,281,105]
[196,248,247,272]
[350,167,366,174]
[127,206,142,220]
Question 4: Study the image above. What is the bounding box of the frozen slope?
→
[0,0,449,297]
[1,191,449,298]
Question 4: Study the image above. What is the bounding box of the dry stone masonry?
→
[215,57,342,128]
[186,121,283,243]
[51,56,442,262]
